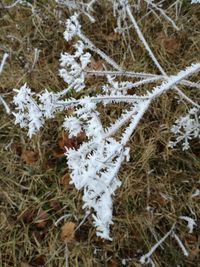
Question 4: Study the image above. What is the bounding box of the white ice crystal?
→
[179,216,197,233]
[66,135,124,240]
[59,41,91,91]
[13,84,44,137]
[191,0,200,3]
[63,116,82,137]
[169,107,200,150]
[63,13,81,41]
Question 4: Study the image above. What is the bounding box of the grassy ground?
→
[0,1,200,266]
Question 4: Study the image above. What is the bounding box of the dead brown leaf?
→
[21,150,38,164]
[50,200,61,211]
[106,32,120,42]
[55,131,86,157]
[156,32,179,54]
[108,257,118,267]
[60,173,70,187]
[33,255,47,266]
[87,58,104,71]
[10,143,22,156]
[187,247,200,261]
[60,221,75,242]
[35,209,49,229]
[150,195,169,206]
[184,233,197,244]
[17,208,35,223]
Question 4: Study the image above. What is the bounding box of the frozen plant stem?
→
[3,0,22,9]
[126,3,165,75]
[0,53,10,113]
[78,32,122,71]
[0,53,9,74]
[172,232,189,257]
[125,2,200,108]
[120,63,200,144]
[85,70,200,90]
[140,224,175,264]
[144,0,180,30]
[84,69,163,78]
[65,242,69,267]
[57,62,200,110]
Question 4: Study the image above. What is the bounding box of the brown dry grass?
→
[0,1,200,266]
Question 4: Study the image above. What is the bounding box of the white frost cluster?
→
[13,84,44,137]
[179,216,196,233]
[59,40,91,91]
[66,136,126,240]
[103,75,136,95]
[168,107,200,150]
[63,13,81,41]
[191,0,200,3]
[13,84,69,137]
[63,98,129,239]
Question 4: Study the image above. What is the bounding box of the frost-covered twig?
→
[125,2,165,76]
[0,53,10,114]
[30,48,40,72]
[0,53,9,74]
[65,242,69,267]
[85,70,200,90]
[125,2,199,109]
[172,232,189,257]
[179,216,196,233]
[120,63,200,145]
[140,224,175,264]
[84,69,161,78]
[191,189,200,198]
[3,0,22,9]
[140,222,191,265]
[79,32,122,71]
[144,0,180,30]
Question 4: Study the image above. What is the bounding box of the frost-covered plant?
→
[13,1,200,243]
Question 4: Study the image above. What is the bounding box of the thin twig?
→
[3,0,22,9]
